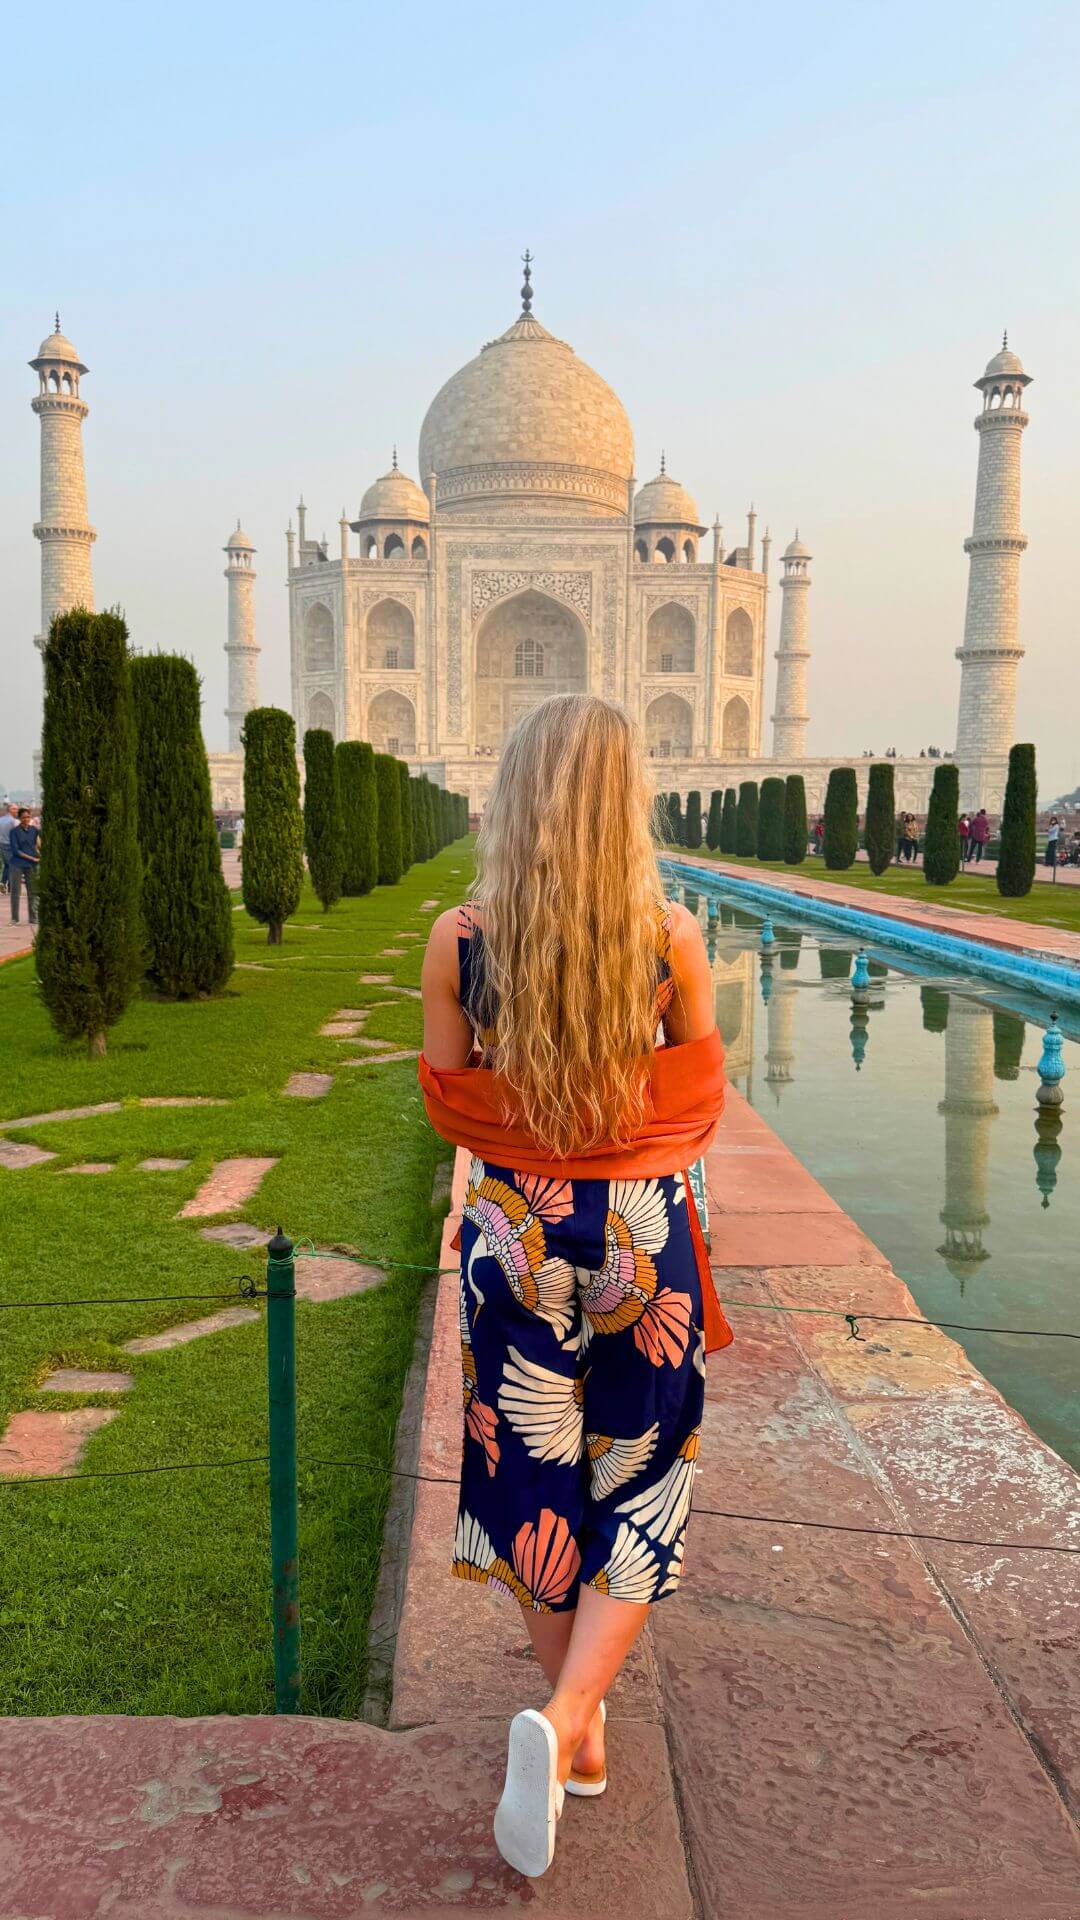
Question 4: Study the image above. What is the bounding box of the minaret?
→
[29,316,95,647]
[937,997,998,1287]
[955,337,1032,810]
[771,532,811,758]
[224,524,259,751]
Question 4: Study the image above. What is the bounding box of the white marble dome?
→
[634,469,703,529]
[357,464,430,524]
[418,311,634,517]
[31,325,87,373]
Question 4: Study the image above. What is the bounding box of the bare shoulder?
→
[664,898,706,956]
[424,907,462,963]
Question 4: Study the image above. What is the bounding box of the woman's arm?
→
[421,909,475,1068]
[662,901,716,1046]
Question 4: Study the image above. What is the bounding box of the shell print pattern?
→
[576,1180,693,1368]
[614,1429,700,1546]
[463,1159,576,1339]
[453,1506,579,1612]
[589,1521,660,1603]
[498,1347,585,1465]
[586,1423,660,1501]
[459,1282,499,1477]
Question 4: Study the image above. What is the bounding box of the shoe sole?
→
[493,1709,559,1878]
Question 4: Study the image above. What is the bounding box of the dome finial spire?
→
[1003,328,1008,349]
[392,444,398,471]
[660,449,666,476]
[520,249,533,314]
[54,310,60,333]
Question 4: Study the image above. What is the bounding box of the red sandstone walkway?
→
[2,1102,1077,1916]
[679,853,1080,967]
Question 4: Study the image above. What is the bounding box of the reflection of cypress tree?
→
[684,888,699,917]
[992,1007,1024,1080]
[868,957,888,979]
[706,789,723,850]
[819,947,852,980]
[685,791,702,849]
[720,902,734,928]
[779,929,803,970]
[921,985,949,1034]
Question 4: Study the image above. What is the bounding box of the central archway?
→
[473,589,588,750]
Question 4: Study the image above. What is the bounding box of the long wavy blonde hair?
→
[471,693,665,1157]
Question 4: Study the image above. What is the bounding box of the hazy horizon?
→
[3,0,1078,797]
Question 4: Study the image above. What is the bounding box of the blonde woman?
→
[420,695,729,1879]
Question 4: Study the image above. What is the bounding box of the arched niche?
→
[645,691,693,759]
[473,589,588,750]
[724,608,754,676]
[303,602,335,674]
[368,688,416,757]
[307,689,335,737]
[366,598,415,670]
[646,602,695,674]
[722,694,750,756]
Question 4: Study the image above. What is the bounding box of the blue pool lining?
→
[660,859,1080,1011]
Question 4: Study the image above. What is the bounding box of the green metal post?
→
[265,1227,300,1712]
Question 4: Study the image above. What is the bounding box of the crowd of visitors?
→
[958,809,990,862]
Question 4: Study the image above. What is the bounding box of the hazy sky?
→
[3,0,1078,795]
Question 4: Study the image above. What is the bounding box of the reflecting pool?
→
[674,879,1080,1472]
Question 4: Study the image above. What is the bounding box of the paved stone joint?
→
[178,1157,278,1219]
[123,1308,260,1355]
[0,1142,56,1169]
[39,1369,133,1394]
[138,1157,191,1171]
[283,1071,334,1097]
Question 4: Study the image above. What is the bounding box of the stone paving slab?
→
[340,1047,420,1068]
[360,971,393,984]
[0,1141,56,1169]
[140,1095,229,1109]
[283,1070,334,1097]
[137,1156,191,1171]
[0,1100,121,1130]
[0,1713,692,1920]
[123,1307,260,1354]
[199,1222,272,1249]
[0,1406,117,1477]
[39,1368,134,1393]
[178,1156,278,1218]
[294,1254,385,1303]
[63,1160,115,1174]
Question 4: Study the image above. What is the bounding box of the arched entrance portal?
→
[473,589,588,750]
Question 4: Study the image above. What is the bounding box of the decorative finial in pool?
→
[759,950,774,1004]
[850,1000,870,1071]
[1035,1012,1065,1110]
[851,948,871,997]
[760,915,775,950]
[1033,1110,1062,1209]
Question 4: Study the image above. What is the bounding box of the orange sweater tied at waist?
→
[418,1028,732,1354]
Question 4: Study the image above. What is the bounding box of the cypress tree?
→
[865,762,895,876]
[242,707,303,944]
[783,773,808,865]
[720,787,738,855]
[438,786,451,848]
[132,654,233,998]
[685,790,703,850]
[36,608,143,1055]
[823,767,858,870]
[302,727,344,912]
[375,753,403,884]
[736,781,759,856]
[422,778,437,854]
[997,743,1036,898]
[337,741,379,895]
[757,777,786,860]
[668,792,684,845]
[706,789,723,851]
[923,761,960,885]
[397,760,414,871]
[411,776,431,861]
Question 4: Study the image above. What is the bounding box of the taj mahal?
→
[28,263,1033,816]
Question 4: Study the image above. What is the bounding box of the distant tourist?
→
[8,807,40,925]
[958,813,972,861]
[0,801,17,895]
[1045,815,1061,869]
[812,817,824,854]
[897,813,918,864]
[419,693,729,1879]
[970,809,989,862]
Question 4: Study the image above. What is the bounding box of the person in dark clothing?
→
[8,809,40,925]
[970,809,990,862]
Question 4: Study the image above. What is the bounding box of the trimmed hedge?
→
[337,741,379,895]
[303,727,344,912]
[736,782,759,857]
[397,760,414,871]
[823,767,858,870]
[997,742,1036,897]
[923,762,960,885]
[783,774,807,865]
[374,753,403,884]
[720,787,738,855]
[865,762,895,876]
[685,790,702,850]
[133,653,233,996]
[706,789,723,851]
[668,792,684,845]
[37,608,144,1054]
[757,777,785,860]
[241,707,304,944]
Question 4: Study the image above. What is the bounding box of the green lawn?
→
[0,844,471,1718]
[662,846,1080,934]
